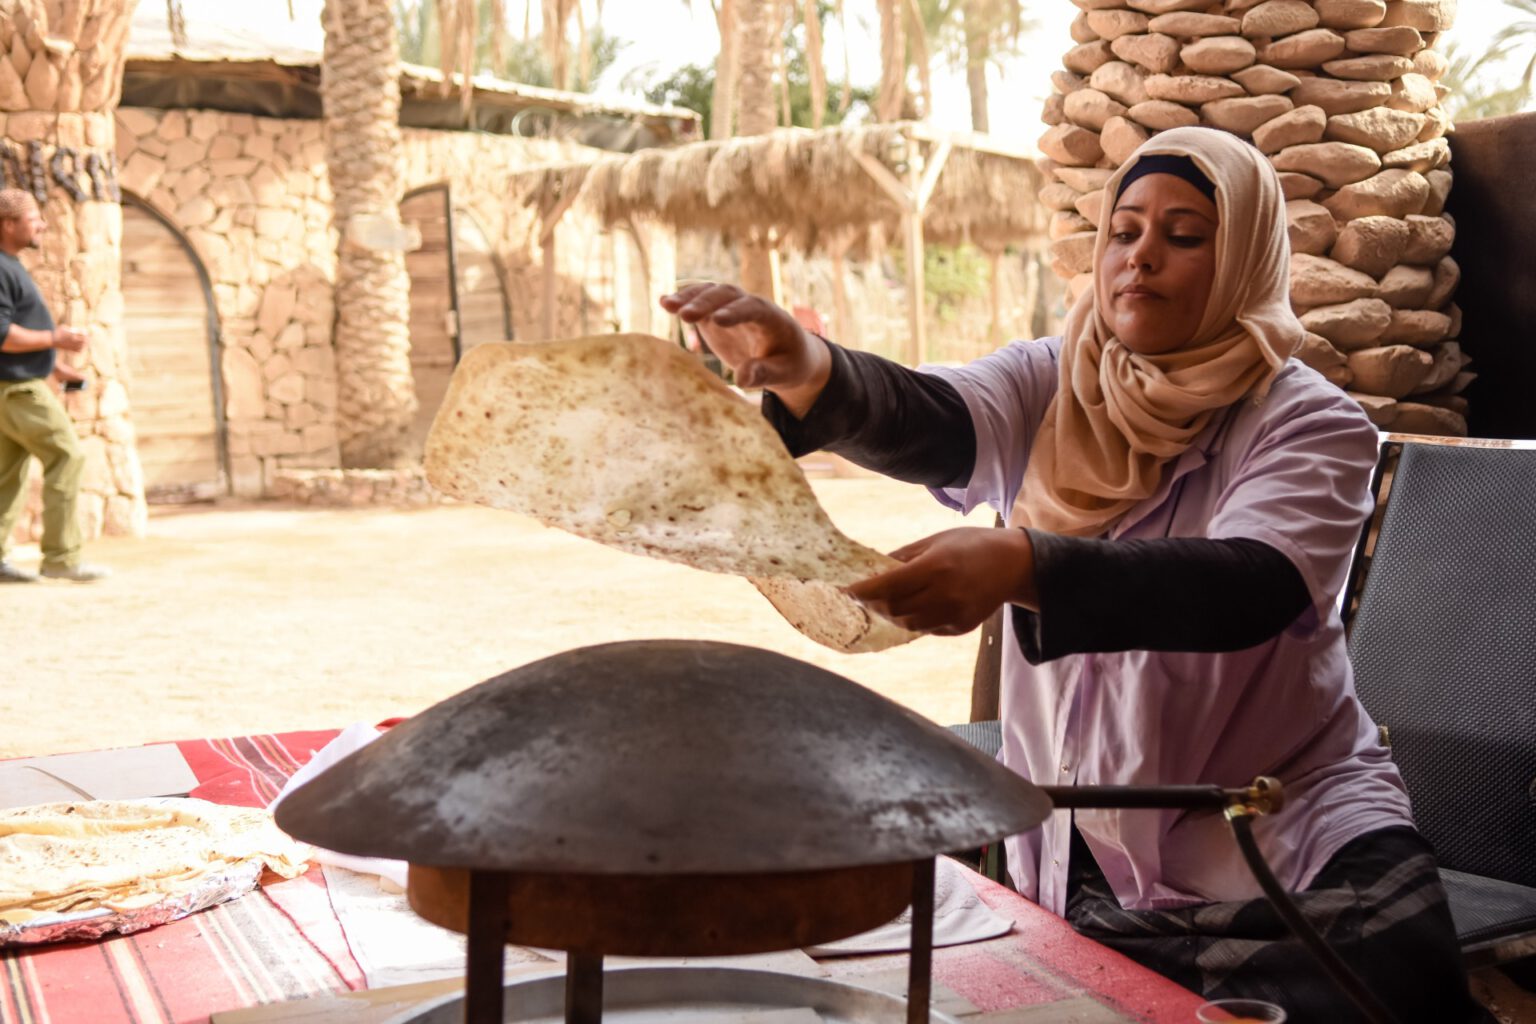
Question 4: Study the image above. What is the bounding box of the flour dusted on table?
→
[423,335,920,652]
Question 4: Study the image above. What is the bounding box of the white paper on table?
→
[268,722,410,889]
[803,856,1013,956]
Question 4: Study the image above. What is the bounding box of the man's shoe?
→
[0,561,38,583]
[39,562,111,582]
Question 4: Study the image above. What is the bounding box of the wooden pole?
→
[903,155,925,367]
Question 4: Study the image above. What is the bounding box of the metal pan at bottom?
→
[383,966,962,1024]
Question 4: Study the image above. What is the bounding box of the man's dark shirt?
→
[0,250,56,382]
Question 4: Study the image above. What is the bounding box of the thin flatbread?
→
[0,799,311,924]
[423,334,922,653]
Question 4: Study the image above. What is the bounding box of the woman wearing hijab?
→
[661,127,1487,1022]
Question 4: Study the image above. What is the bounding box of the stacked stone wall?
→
[110,109,635,500]
[1042,0,1468,435]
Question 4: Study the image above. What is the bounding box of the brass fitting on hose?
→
[1225,776,1284,820]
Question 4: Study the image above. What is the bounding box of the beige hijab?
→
[1011,127,1303,538]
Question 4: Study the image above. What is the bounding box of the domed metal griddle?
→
[275,640,1052,1024]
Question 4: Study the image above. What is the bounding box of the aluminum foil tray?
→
[385,966,962,1024]
[0,860,264,947]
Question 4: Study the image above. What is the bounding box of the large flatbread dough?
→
[0,799,311,925]
[424,334,923,652]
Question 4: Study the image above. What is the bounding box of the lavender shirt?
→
[928,337,1415,915]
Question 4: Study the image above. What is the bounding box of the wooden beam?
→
[913,139,952,214]
[846,141,915,215]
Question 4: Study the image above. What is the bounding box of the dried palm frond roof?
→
[513,121,1048,252]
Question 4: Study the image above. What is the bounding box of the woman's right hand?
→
[659,283,832,416]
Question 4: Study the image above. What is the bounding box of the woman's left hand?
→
[846,527,1038,636]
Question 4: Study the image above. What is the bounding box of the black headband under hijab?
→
[1115,154,1216,203]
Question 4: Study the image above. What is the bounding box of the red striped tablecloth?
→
[1,732,1206,1024]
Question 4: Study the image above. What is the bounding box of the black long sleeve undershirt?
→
[760,339,1313,661]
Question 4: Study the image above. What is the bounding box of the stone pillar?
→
[1042,0,1467,435]
[0,1,148,539]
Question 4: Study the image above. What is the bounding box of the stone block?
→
[1349,391,1400,426]
[1321,169,1430,220]
[222,348,265,419]
[1344,25,1422,54]
[1401,213,1454,264]
[1039,124,1104,166]
[1315,0,1389,29]
[1413,48,1448,80]
[1052,232,1099,276]
[1087,9,1150,39]
[208,135,242,161]
[1071,11,1098,44]
[255,207,297,240]
[1144,74,1246,105]
[1254,104,1327,153]
[1232,64,1303,94]
[1076,188,1107,226]
[1325,107,1425,153]
[294,346,334,377]
[1346,343,1433,396]
[1279,172,1325,200]
[268,371,307,405]
[1296,330,1353,387]
[1057,166,1116,192]
[1126,0,1217,13]
[1053,70,1086,95]
[1421,168,1452,216]
[118,151,163,196]
[1241,0,1320,36]
[1389,401,1465,436]
[157,111,187,142]
[1052,210,1096,241]
[1290,77,1392,116]
[1040,182,1084,211]
[1043,93,1066,126]
[1323,54,1415,80]
[1380,308,1451,346]
[1376,264,1431,308]
[1089,61,1150,106]
[1110,34,1181,74]
[1202,95,1294,135]
[244,133,275,161]
[1064,88,1129,131]
[115,107,160,139]
[1381,138,1449,173]
[257,282,298,339]
[1148,12,1240,35]
[1329,215,1410,277]
[1379,0,1455,31]
[1101,116,1150,164]
[1064,41,1115,75]
[1386,73,1437,112]
[164,137,204,172]
[1426,255,1459,308]
[1287,200,1339,256]
[1183,36,1257,74]
[1260,29,1348,68]
[1409,340,1465,394]
[175,196,217,228]
[1272,141,1381,189]
[1302,297,1394,348]
[1128,99,1200,130]
[1291,253,1378,306]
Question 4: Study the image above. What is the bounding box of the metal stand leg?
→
[565,951,605,1024]
[907,857,935,1024]
[466,871,510,1024]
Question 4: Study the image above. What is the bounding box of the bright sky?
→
[150,0,1523,147]
[587,1,1522,146]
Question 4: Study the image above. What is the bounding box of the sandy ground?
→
[3,477,990,759]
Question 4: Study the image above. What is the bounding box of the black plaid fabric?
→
[1063,825,1492,1023]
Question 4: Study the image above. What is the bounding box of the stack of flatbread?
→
[0,798,311,926]
[423,334,924,653]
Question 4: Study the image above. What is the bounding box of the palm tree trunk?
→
[711,0,738,139]
[904,0,932,120]
[0,0,147,539]
[802,0,826,129]
[322,0,419,467]
[963,2,990,132]
[876,0,905,122]
[737,0,779,298]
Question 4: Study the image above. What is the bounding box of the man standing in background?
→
[0,188,110,583]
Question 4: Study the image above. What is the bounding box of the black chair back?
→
[1346,439,1536,889]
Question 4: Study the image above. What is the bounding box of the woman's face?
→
[1096,172,1219,355]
